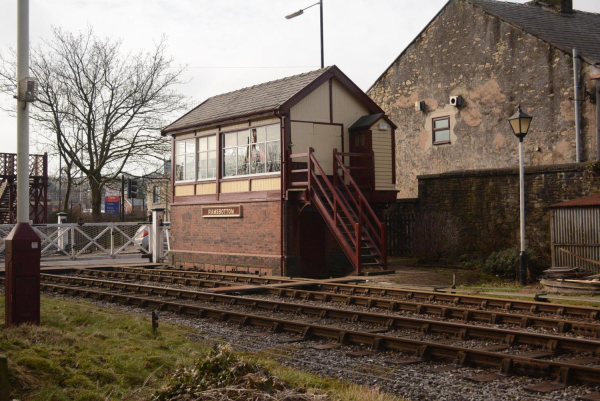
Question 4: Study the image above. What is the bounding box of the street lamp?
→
[508,105,533,286]
[285,1,324,68]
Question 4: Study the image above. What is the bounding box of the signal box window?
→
[197,135,216,179]
[175,139,196,181]
[222,124,280,178]
[433,117,450,144]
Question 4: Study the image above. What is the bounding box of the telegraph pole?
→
[5,0,42,327]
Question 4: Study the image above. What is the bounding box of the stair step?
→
[361,262,384,267]
[291,169,308,174]
[291,182,309,187]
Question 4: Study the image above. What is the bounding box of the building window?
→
[175,138,196,181]
[152,186,161,203]
[222,124,280,177]
[432,116,450,144]
[197,135,216,179]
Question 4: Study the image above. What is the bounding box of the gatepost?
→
[151,207,165,263]
[57,212,68,251]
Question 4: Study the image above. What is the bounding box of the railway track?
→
[15,271,600,393]
[105,266,600,320]
[77,267,600,338]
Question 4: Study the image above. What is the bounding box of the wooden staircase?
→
[287,148,387,274]
[0,180,14,224]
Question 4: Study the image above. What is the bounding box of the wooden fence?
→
[383,211,415,257]
[551,207,600,273]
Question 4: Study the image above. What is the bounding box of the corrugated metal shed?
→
[550,194,600,273]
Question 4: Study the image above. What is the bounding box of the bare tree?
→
[0,27,187,216]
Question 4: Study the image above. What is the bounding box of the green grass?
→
[0,295,402,401]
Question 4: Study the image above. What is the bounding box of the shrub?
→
[483,248,548,280]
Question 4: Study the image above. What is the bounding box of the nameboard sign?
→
[201,205,242,218]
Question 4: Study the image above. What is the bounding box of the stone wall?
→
[411,163,600,258]
[368,0,598,198]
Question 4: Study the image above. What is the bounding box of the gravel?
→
[39,290,600,401]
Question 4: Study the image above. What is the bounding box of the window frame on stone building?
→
[432,116,451,145]
[152,185,161,204]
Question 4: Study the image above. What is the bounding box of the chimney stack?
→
[561,0,573,14]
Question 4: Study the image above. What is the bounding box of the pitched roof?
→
[369,0,600,91]
[162,67,332,134]
[349,114,384,132]
[550,194,600,208]
[471,0,600,64]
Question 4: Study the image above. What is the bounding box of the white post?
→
[151,207,165,263]
[57,212,68,251]
[519,139,526,285]
[16,0,30,223]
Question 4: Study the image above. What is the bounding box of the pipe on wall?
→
[596,78,600,161]
[573,48,582,163]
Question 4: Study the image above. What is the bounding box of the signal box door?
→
[349,130,373,188]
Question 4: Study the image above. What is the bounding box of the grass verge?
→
[0,294,401,401]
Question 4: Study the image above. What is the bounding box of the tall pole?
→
[319,0,324,68]
[519,138,527,286]
[58,153,62,211]
[16,0,29,223]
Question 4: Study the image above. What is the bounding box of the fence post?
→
[0,355,9,401]
[57,212,67,252]
[70,226,75,259]
[151,207,165,263]
[110,224,114,258]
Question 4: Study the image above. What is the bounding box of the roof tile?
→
[163,67,331,134]
[470,0,600,64]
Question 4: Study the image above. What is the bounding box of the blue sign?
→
[105,196,120,215]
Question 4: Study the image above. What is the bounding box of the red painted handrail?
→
[333,150,386,268]
[285,147,387,273]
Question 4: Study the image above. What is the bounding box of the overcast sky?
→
[1,0,599,158]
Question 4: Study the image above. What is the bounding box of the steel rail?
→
[259,287,600,338]
[95,266,300,284]
[313,283,600,320]
[71,269,240,288]
[24,278,600,386]
[107,266,600,320]
[35,274,600,354]
[66,271,600,337]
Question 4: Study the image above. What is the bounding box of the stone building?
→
[369,0,600,198]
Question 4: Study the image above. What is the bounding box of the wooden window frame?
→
[174,138,197,182]
[221,123,281,179]
[197,135,217,181]
[432,116,451,145]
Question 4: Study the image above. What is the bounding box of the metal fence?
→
[0,222,150,260]
[383,211,415,257]
[551,207,600,273]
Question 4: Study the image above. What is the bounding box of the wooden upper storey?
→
[162,66,397,205]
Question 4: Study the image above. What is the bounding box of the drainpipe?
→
[573,48,582,162]
[593,72,600,161]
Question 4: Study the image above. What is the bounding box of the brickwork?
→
[170,201,281,271]
[368,0,599,198]
[283,202,352,277]
[411,163,600,258]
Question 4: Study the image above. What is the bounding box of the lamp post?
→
[286,1,324,68]
[508,105,533,286]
